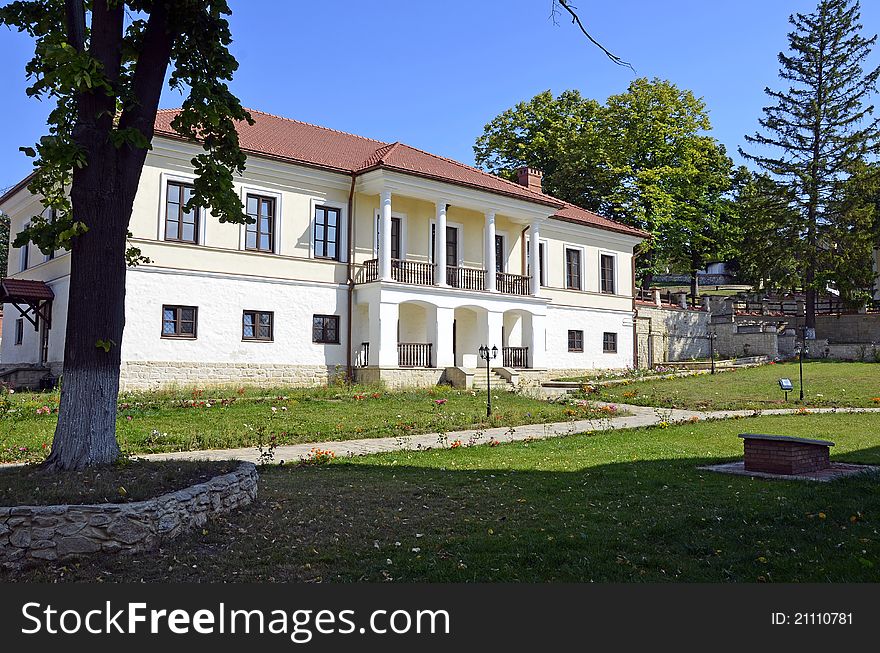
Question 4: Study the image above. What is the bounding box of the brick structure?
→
[739,433,833,475]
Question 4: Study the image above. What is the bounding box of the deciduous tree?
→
[659,138,737,300]
[0,0,251,470]
[475,79,725,288]
[733,171,801,293]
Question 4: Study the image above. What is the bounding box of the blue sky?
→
[2,0,879,192]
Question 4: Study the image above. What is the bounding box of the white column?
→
[529,220,542,297]
[484,210,496,292]
[528,313,546,369]
[379,189,393,281]
[368,301,399,367]
[433,306,455,368]
[435,200,448,287]
[477,310,504,351]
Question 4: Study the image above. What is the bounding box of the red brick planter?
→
[739,434,833,475]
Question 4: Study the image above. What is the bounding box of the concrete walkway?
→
[143,404,880,465]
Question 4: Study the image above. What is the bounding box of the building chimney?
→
[515,167,543,193]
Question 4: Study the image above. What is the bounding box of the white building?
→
[0,109,646,389]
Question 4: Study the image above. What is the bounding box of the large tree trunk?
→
[42,0,171,471]
[804,268,817,334]
[804,200,818,335]
[43,170,132,471]
[44,201,128,470]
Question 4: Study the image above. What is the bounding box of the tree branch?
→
[554,1,633,71]
[64,0,85,51]
[117,1,175,173]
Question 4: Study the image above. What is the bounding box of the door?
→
[495,234,505,273]
[39,309,50,366]
[376,216,401,260]
[445,226,458,267]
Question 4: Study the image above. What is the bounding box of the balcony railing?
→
[361,259,379,283]
[497,272,530,296]
[359,259,435,285]
[502,346,529,369]
[447,266,485,291]
[392,259,434,285]
[362,260,532,296]
[398,342,433,368]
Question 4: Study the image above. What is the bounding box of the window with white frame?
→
[314,205,341,260]
[245,193,276,253]
[565,247,582,290]
[164,181,201,244]
[600,253,616,294]
[495,234,505,273]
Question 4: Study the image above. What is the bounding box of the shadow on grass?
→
[4,446,879,584]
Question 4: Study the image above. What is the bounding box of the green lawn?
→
[592,361,880,410]
[0,385,611,464]
[8,412,880,582]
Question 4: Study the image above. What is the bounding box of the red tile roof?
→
[553,202,649,238]
[0,278,55,301]
[154,108,647,239]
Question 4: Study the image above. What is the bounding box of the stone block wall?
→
[119,361,344,391]
[821,342,880,362]
[815,313,880,344]
[634,304,711,367]
[1,462,258,569]
[354,367,446,389]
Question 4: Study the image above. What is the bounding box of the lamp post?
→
[709,331,716,375]
[478,344,498,417]
[799,326,806,402]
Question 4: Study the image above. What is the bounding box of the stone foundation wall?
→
[119,361,344,390]
[819,342,880,362]
[354,367,446,389]
[512,368,612,387]
[1,462,258,569]
[816,313,880,344]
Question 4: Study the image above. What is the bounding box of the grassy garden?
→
[6,411,880,582]
[0,384,618,464]
[587,361,880,411]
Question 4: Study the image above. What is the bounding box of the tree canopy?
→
[474,78,735,286]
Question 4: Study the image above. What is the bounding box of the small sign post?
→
[778,378,793,402]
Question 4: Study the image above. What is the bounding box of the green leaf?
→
[95,339,116,353]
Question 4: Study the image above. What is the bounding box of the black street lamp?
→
[798,326,806,402]
[478,344,498,417]
[709,331,716,375]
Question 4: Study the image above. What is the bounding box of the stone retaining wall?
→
[0,461,258,569]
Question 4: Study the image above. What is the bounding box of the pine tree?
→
[740,0,880,333]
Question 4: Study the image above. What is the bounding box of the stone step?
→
[472,372,512,390]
